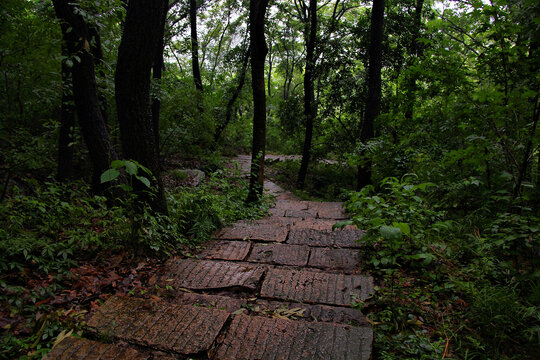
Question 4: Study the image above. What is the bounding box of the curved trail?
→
[46,155,373,360]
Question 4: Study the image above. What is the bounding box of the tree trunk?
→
[116,0,168,214]
[297,0,318,189]
[152,0,169,155]
[190,0,203,93]
[52,0,118,193]
[246,0,270,203]
[357,0,385,190]
[57,42,75,182]
[267,41,273,98]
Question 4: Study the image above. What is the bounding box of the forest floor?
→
[44,155,374,359]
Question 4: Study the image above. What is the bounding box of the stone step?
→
[163,258,266,291]
[218,223,288,242]
[198,240,364,272]
[43,336,146,360]
[210,314,372,360]
[87,296,229,356]
[261,268,373,306]
[171,292,369,326]
[287,228,364,248]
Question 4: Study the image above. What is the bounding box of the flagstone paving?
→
[51,155,373,359]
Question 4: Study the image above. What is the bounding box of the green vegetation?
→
[342,176,539,359]
[266,159,356,201]
[1,0,539,358]
[0,166,269,359]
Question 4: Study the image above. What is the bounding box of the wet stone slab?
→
[247,244,310,266]
[254,300,369,326]
[284,209,318,218]
[218,224,288,242]
[308,248,361,271]
[260,268,373,306]
[200,240,251,261]
[237,218,296,227]
[287,229,364,248]
[210,314,372,360]
[43,336,146,360]
[164,259,265,291]
[307,201,348,219]
[87,296,229,356]
[273,200,309,212]
[290,218,356,231]
[174,292,246,313]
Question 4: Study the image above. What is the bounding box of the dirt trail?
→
[45,155,373,360]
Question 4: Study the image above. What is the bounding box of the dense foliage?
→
[1,0,538,358]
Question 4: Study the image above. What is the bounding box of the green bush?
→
[343,176,445,272]
[169,168,270,243]
[0,181,126,274]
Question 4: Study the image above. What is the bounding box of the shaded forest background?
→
[0,0,539,359]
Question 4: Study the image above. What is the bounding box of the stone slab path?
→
[46,155,373,360]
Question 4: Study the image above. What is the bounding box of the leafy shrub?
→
[168,168,270,243]
[342,176,445,272]
[0,181,126,274]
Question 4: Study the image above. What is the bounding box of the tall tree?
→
[357,0,385,190]
[52,0,118,192]
[151,0,170,155]
[116,0,168,213]
[190,0,204,93]
[297,0,318,189]
[246,0,270,203]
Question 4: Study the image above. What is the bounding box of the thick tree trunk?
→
[152,0,169,156]
[297,0,318,189]
[116,0,168,214]
[52,0,117,192]
[57,43,75,182]
[357,0,385,190]
[246,0,270,203]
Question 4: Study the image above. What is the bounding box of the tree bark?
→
[297,0,318,189]
[357,0,385,190]
[116,0,168,214]
[52,0,118,192]
[152,0,169,155]
[246,0,270,203]
[190,0,203,93]
[267,41,273,98]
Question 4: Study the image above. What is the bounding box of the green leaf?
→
[136,175,151,188]
[124,161,138,176]
[111,160,124,169]
[100,169,120,183]
[380,225,402,240]
[392,222,411,236]
[332,220,353,230]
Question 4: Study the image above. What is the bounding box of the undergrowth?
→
[340,176,539,359]
[0,165,269,359]
[266,159,356,201]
